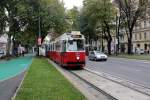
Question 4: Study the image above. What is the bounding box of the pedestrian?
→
[18,44,22,56]
[18,45,20,56]
[22,47,25,56]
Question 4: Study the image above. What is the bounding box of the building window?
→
[137,44,140,48]
[139,23,142,29]
[139,33,142,40]
[135,34,137,40]
[145,44,148,50]
[144,20,147,28]
[135,23,138,29]
[121,35,124,41]
[144,32,147,40]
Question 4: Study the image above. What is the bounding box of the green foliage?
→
[83,0,116,28]
[0,0,68,55]
[66,7,80,31]
[0,0,67,40]
[80,0,116,54]
[80,0,116,36]
[116,0,149,54]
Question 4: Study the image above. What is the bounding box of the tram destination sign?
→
[71,35,82,38]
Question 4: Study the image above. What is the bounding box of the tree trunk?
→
[107,39,112,55]
[105,24,112,55]
[127,31,133,54]
[102,39,104,52]
[127,38,132,54]
[6,35,11,56]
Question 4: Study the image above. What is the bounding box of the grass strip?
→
[112,54,150,61]
[15,58,85,100]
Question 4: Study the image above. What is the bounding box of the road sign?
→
[38,37,42,45]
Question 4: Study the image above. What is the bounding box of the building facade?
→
[0,34,8,57]
[119,7,150,54]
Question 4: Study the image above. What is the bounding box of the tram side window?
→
[62,41,66,52]
[53,44,55,51]
[50,45,51,51]
[51,44,52,51]
[52,44,54,51]
[51,45,52,51]
[49,44,51,51]
[56,42,61,51]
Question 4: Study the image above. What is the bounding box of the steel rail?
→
[70,70,118,100]
[84,68,150,97]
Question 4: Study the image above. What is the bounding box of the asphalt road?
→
[86,57,150,88]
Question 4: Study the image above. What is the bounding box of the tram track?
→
[84,68,150,97]
[70,68,150,100]
[69,70,118,100]
[48,59,115,100]
[49,59,150,100]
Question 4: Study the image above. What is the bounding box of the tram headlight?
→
[77,56,80,60]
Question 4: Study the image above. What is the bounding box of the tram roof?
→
[55,31,84,41]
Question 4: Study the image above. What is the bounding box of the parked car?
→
[0,49,4,58]
[88,51,107,61]
[140,49,144,54]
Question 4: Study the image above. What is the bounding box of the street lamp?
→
[37,6,42,56]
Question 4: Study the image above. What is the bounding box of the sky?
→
[63,0,83,9]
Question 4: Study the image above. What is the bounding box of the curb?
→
[110,57,150,63]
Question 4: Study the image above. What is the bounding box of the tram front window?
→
[68,40,84,51]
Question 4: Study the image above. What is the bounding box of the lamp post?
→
[37,16,41,56]
[37,6,42,56]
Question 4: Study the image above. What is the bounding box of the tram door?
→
[61,40,66,65]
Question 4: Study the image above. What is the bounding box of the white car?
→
[88,51,107,61]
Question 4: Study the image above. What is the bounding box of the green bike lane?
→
[0,54,33,100]
[0,55,33,81]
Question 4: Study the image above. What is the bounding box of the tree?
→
[116,0,148,54]
[81,0,116,55]
[66,7,80,31]
[0,0,67,56]
[79,12,96,44]
[0,5,7,36]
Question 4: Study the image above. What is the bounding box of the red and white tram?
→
[47,31,85,68]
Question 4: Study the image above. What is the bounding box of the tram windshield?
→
[68,40,84,51]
